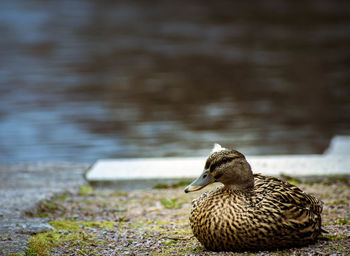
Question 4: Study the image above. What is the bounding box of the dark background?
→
[0,0,349,163]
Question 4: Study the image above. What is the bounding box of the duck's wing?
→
[254,174,323,215]
[253,174,323,242]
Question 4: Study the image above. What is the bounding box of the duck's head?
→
[184,144,254,193]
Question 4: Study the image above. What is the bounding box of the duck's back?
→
[189,174,323,251]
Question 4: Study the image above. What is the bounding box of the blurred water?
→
[0,0,349,163]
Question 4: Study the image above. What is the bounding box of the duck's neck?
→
[225,178,254,193]
[221,159,255,192]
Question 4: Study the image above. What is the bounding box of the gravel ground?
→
[23,176,350,256]
[0,163,88,255]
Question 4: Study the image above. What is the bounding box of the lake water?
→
[0,0,349,163]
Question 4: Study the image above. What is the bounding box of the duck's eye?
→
[203,174,208,179]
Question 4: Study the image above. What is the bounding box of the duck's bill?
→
[184,170,214,193]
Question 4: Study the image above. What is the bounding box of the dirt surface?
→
[23,177,350,256]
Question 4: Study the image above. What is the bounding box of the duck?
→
[184,144,324,252]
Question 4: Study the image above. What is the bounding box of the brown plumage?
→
[184,144,324,252]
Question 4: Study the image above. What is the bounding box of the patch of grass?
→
[333,217,350,225]
[153,183,171,189]
[25,196,67,218]
[328,197,348,205]
[329,241,348,251]
[79,184,94,196]
[153,180,191,189]
[49,219,114,231]
[160,198,183,209]
[279,175,350,186]
[116,216,130,222]
[323,176,350,185]
[287,179,302,186]
[324,233,348,241]
[162,239,177,246]
[279,174,302,185]
[109,191,128,197]
[26,219,115,256]
[157,239,202,256]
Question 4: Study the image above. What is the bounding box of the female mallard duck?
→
[185,144,324,252]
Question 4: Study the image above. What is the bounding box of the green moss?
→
[116,216,129,222]
[26,220,115,256]
[333,217,350,225]
[279,174,302,185]
[324,233,347,241]
[328,199,348,206]
[160,198,183,209]
[162,240,176,246]
[153,180,191,189]
[49,219,114,231]
[329,240,348,251]
[108,191,128,197]
[287,179,302,186]
[323,176,350,185]
[79,184,94,196]
[156,239,202,256]
[53,194,69,201]
[279,174,350,186]
[25,195,67,218]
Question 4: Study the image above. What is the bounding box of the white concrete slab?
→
[85,136,350,189]
[86,157,203,181]
[86,155,350,182]
[324,135,350,155]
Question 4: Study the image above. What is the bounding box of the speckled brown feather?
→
[189,174,323,251]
